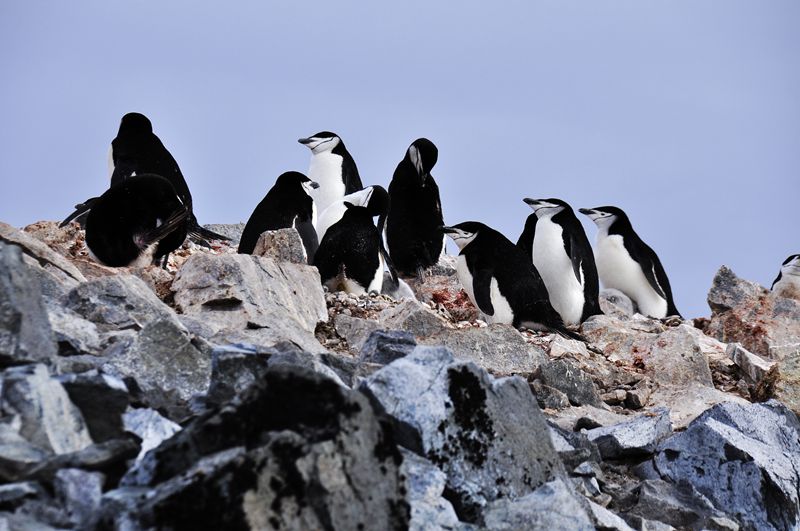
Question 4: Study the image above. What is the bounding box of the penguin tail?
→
[59,197,99,228]
[135,207,190,249]
[187,214,230,246]
[555,326,587,343]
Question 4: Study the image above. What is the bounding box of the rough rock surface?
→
[252,228,307,264]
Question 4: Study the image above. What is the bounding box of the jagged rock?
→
[252,228,307,263]
[0,364,92,455]
[654,400,800,530]
[102,319,211,419]
[482,479,594,530]
[106,365,409,530]
[535,359,603,407]
[647,383,748,429]
[600,288,636,318]
[360,330,417,364]
[531,380,571,410]
[0,222,85,285]
[202,223,245,243]
[585,499,635,531]
[0,244,58,367]
[361,346,563,522]
[54,468,103,529]
[24,439,138,486]
[547,424,599,469]
[0,424,49,482]
[400,449,465,531]
[625,378,653,409]
[45,303,103,357]
[706,265,800,359]
[628,479,730,530]
[66,274,180,332]
[586,407,672,459]
[172,253,327,349]
[754,350,800,420]
[56,370,129,443]
[122,408,181,462]
[206,343,272,406]
[0,481,41,508]
[727,342,774,383]
[548,404,632,432]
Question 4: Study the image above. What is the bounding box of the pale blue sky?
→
[1,1,798,318]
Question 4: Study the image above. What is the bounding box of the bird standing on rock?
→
[772,254,800,299]
[298,131,363,217]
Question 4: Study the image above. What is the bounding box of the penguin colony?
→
[61,112,792,338]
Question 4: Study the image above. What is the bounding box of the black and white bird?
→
[518,198,602,325]
[316,186,378,243]
[442,221,582,339]
[84,174,189,268]
[238,171,319,262]
[771,254,800,298]
[314,187,391,295]
[579,206,680,319]
[62,112,227,243]
[386,138,445,277]
[298,131,363,216]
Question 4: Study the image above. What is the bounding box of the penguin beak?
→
[439,225,457,234]
[578,208,596,216]
[298,137,313,145]
[309,181,320,189]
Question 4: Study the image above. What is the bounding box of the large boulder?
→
[361,346,563,523]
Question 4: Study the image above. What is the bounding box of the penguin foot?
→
[416,266,426,284]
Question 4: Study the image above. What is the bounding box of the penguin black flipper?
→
[467,254,495,316]
[771,271,783,290]
[294,215,319,264]
[377,213,399,286]
[136,206,190,249]
[60,197,99,228]
[624,238,681,317]
[516,214,537,259]
[340,149,364,195]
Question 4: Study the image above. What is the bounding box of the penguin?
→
[517,198,602,325]
[316,186,378,243]
[579,206,681,319]
[386,138,445,278]
[62,112,227,243]
[442,222,582,339]
[238,171,320,262]
[314,188,390,295]
[298,131,363,216]
[771,254,800,299]
[84,174,189,267]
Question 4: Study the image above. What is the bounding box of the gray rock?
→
[531,380,571,410]
[756,350,800,418]
[600,288,636,318]
[0,364,92,455]
[727,342,774,383]
[22,438,139,484]
[202,222,245,243]
[45,303,103,357]
[252,228,307,263]
[66,274,179,332]
[629,479,728,530]
[400,449,464,531]
[0,222,85,284]
[360,330,417,364]
[654,400,800,531]
[56,370,129,443]
[0,424,49,482]
[361,346,563,522]
[0,481,40,508]
[483,479,594,530]
[54,468,103,529]
[0,510,63,530]
[0,244,58,367]
[584,499,635,531]
[122,408,181,462]
[536,359,603,407]
[586,407,672,459]
[206,343,271,406]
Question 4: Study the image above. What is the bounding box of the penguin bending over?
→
[442,221,583,339]
[314,187,391,295]
[579,206,680,319]
[84,174,189,268]
[386,138,445,277]
[517,198,602,325]
[298,131,363,216]
[238,171,319,263]
[772,254,800,299]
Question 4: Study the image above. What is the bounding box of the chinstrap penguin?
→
[238,171,320,263]
[298,131,363,216]
[518,198,602,325]
[579,206,680,319]
[771,254,800,299]
[386,138,445,278]
[442,222,582,339]
[84,174,189,268]
[313,188,390,295]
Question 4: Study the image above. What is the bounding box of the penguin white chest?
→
[532,219,585,326]
[774,272,800,300]
[456,255,514,325]
[596,235,667,318]
[307,152,345,214]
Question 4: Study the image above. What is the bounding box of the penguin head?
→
[298,131,341,154]
[780,254,800,276]
[365,185,389,217]
[274,171,319,196]
[441,222,483,250]
[579,206,627,229]
[406,138,438,183]
[523,198,569,219]
[343,186,376,208]
[118,112,153,135]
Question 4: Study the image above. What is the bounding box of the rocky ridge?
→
[0,220,798,530]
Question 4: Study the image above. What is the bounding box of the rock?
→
[625,378,653,409]
[360,330,417,364]
[0,222,85,284]
[45,303,103,357]
[531,380,571,410]
[0,364,93,455]
[202,223,245,243]
[628,479,728,530]
[535,359,603,407]
[647,383,748,429]
[548,404,632,432]
[102,319,211,419]
[66,274,180,332]
[585,407,672,459]
[0,244,58,367]
[122,408,181,462]
[0,481,40,508]
[252,228,307,263]
[584,498,635,531]
[0,424,50,482]
[23,439,139,486]
[706,265,800,359]
[754,350,800,420]
[172,253,327,348]
[600,288,636,318]
[400,449,464,531]
[361,346,563,522]
[483,479,594,530]
[54,468,103,529]
[654,400,800,531]
[206,343,272,406]
[56,370,129,443]
[0,510,63,530]
[727,342,774,383]
[109,365,410,530]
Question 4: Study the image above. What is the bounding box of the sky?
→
[1,1,798,318]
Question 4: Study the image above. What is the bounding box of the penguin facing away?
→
[386,138,445,277]
[771,254,800,299]
[84,174,189,268]
[518,198,602,325]
[442,221,582,339]
[316,186,377,243]
[313,191,389,295]
[298,131,363,216]
[238,171,320,263]
[579,206,681,319]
